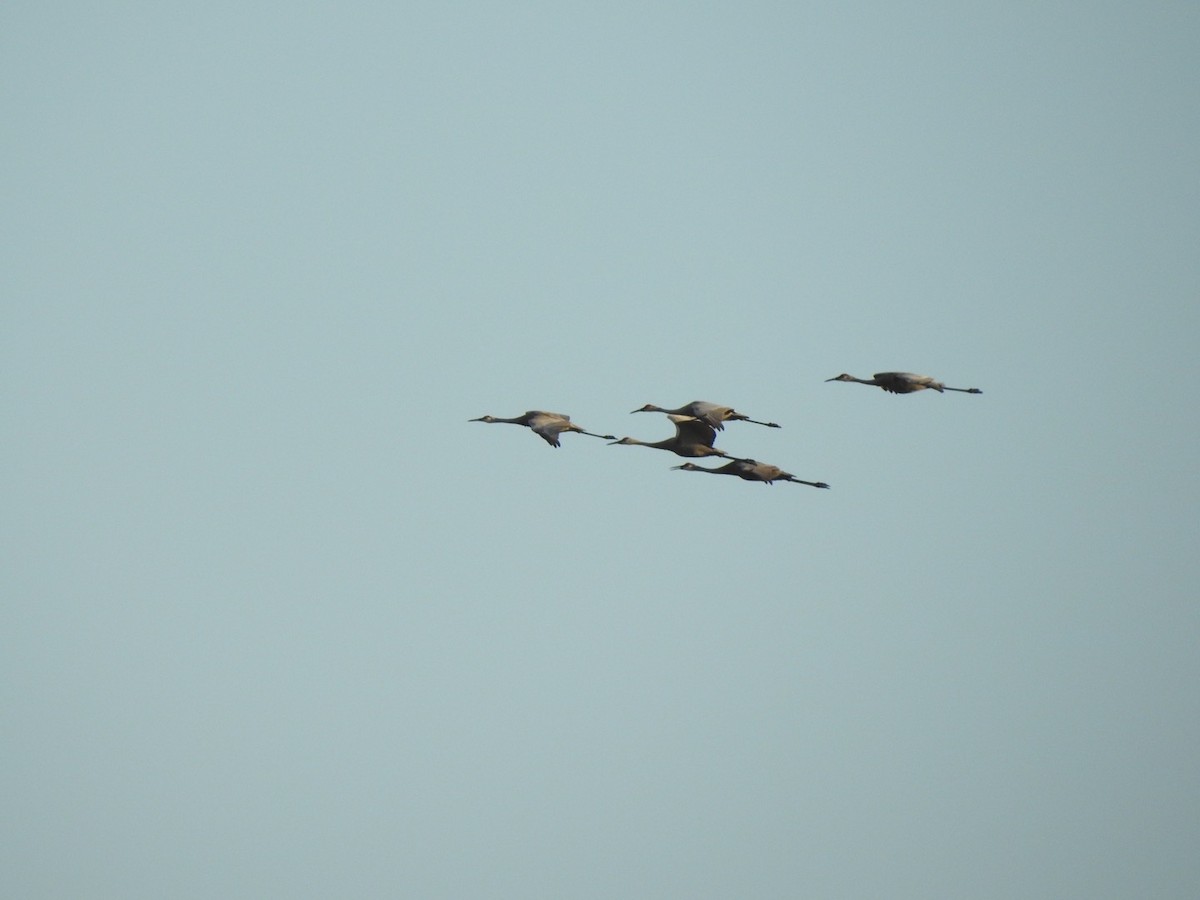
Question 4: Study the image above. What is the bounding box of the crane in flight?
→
[608,414,747,460]
[825,372,981,394]
[469,411,616,448]
[630,400,780,430]
[672,459,830,489]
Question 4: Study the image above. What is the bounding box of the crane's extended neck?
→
[609,437,667,449]
[470,415,526,425]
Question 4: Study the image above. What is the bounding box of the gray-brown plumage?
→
[608,414,747,459]
[630,400,780,430]
[672,459,830,489]
[825,372,981,394]
[469,411,616,448]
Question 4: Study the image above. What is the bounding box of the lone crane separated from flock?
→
[825,372,982,395]
[630,401,780,430]
[673,459,830,489]
[468,411,616,448]
[608,414,747,460]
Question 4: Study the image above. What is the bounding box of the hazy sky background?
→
[4,2,1198,897]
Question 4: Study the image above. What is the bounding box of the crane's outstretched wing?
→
[681,401,727,430]
[669,414,719,448]
[527,413,572,447]
[873,372,926,393]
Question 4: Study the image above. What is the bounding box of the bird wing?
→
[874,372,923,384]
[742,462,780,481]
[682,401,727,429]
[873,372,927,393]
[527,413,571,446]
[669,414,718,447]
[530,426,564,446]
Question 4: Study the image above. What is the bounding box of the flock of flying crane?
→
[470,371,982,490]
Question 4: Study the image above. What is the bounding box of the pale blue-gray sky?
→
[4,2,1198,897]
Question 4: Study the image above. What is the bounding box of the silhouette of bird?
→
[469,411,616,448]
[672,459,830,489]
[609,414,746,459]
[825,372,981,394]
[630,401,780,430]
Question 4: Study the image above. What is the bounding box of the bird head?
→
[671,463,703,471]
[825,374,854,383]
[630,404,659,414]
[608,437,637,445]
[469,415,497,422]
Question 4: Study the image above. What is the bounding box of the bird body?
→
[609,414,744,459]
[469,411,616,447]
[825,372,981,394]
[673,459,830,489]
[631,400,780,429]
